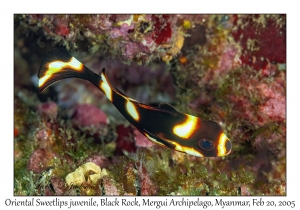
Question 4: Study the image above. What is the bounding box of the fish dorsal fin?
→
[156,103,178,112]
[101,68,139,102]
[101,68,123,95]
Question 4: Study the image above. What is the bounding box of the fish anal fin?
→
[143,129,175,149]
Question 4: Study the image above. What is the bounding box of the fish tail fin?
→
[38,48,95,93]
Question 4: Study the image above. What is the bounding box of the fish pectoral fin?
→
[136,102,178,115]
[143,129,175,149]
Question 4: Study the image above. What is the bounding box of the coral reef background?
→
[14,14,286,196]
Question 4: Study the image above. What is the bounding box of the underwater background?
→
[14,14,286,196]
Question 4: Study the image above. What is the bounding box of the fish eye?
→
[198,138,215,151]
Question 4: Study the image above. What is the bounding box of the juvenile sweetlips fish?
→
[38,49,232,157]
